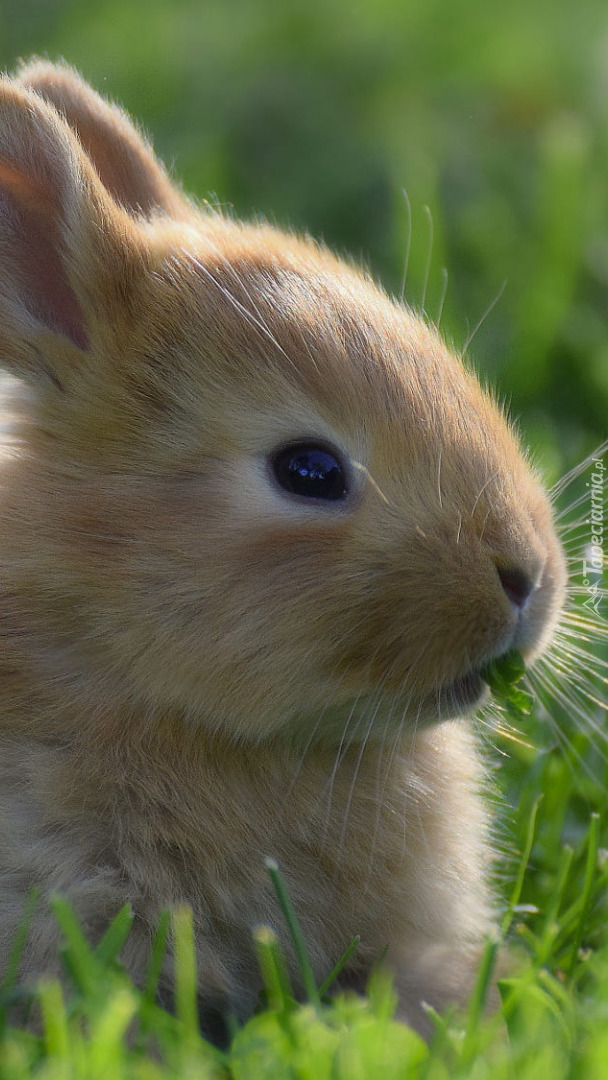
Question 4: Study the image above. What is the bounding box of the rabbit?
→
[0,59,566,1042]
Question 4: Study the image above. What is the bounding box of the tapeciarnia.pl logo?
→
[582,458,605,621]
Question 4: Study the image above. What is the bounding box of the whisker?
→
[557,615,608,643]
[529,666,608,771]
[321,691,368,847]
[436,447,444,511]
[462,280,507,356]
[532,650,608,731]
[180,250,298,374]
[421,204,433,315]
[550,439,608,502]
[554,491,590,523]
[436,267,448,328]
[455,512,463,546]
[351,460,390,505]
[337,707,380,858]
[399,188,412,305]
[471,470,501,518]
[549,633,608,675]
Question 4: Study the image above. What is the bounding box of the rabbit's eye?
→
[272,443,347,501]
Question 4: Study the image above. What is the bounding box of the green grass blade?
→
[88,987,138,1076]
[171,905,199,1043]
[253,924,294,1015]
[0,887,40,1038]
[318,936,361,999]
[93,904,134,968]
[567,813,601,978]
[142,910,171,1009]
[538,845,574,966]
[49,894,98,998]
[501,795,542,938]
[460,939,500,1066]
[38,978,70,1061]
[265,857,321,1009]
[1,889,40,995]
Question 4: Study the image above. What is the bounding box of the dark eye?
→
[272,442,348,501]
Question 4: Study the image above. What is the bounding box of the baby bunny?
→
[0,60,566,1040]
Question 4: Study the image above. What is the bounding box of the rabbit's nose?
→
[495,564,536,610]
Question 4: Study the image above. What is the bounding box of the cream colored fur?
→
[0,60,566,1037]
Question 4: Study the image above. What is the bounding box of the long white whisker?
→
[462,280,507,356]
[436,267,448,328]
[421,204,433,315]
[399,188,412,304]
[471,471,501,517]
[181,251,298,374]
[337,708,380,859]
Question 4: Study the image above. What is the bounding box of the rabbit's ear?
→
[0,77,146,383]
[16,59,190,220]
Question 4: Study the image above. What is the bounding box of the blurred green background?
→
[3,0,608,475]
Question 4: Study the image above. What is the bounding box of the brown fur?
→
[0,60,566,1037]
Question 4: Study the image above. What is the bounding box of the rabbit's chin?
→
[268,681,488,749]
[433,671,489,718]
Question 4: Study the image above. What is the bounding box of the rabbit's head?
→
[0,62,566,744]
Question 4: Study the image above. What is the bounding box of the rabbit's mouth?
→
[436,671,487,716]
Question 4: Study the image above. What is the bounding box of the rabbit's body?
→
[0,715,486,1030]
[0,61,565,1035]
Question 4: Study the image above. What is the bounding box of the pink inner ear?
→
[0,161,89,351]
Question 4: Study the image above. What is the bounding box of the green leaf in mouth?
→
[480,649,534,718]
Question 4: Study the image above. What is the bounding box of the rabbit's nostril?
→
[495,564,535,610]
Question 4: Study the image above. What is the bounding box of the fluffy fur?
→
[0,60,566,1038]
